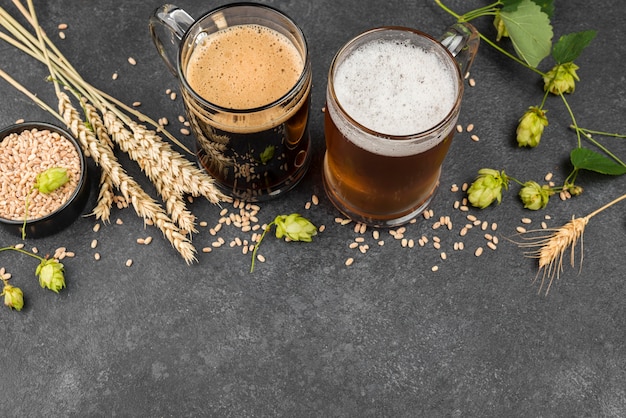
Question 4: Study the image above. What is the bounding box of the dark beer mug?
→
[150,3,311,201]
[323,24,479,226]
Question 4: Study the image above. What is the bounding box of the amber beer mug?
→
[323,24,479,226]
[150,3,311,201]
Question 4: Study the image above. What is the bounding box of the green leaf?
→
[501,0,554,16]
[570,148,626,175]
[529,0,554,17]
[552,30,597,64]
[500,0,553,68]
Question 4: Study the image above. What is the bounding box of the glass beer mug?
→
[323,23,479,226]
[150,3,312,201]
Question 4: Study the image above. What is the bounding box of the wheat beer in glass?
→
[150,3,311,201]
[323,25,479,226]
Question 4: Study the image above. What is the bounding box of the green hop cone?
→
[2,284,24,311]
[543,63,580,95]
[516,106,548,148]
[467,169,509,209]
[34,167,69,194]
[519,181,552,210]
[274,213,317,242]
[493,13,509,42]
[36,258,66,293]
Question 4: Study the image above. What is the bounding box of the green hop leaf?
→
[570,148,626,176]
[500,0,553,68]
[517,106,548,147]
[552,30,597,64]
[2,284,24,311]
[501,0,554,17]
[467,169,510,209]
[519,181,552,210]
[36,258,66,293]
[34,167,69,194]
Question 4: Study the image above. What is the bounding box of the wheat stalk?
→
[59,93,197,263]
[0,1,232,263]
[514,193,626,295]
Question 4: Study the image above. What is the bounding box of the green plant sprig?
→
[21,166,70,240]
[250,213,317,272]
[1,245,67,311]
[436,0,626,207]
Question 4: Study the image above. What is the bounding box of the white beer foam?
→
[331,37,458,157]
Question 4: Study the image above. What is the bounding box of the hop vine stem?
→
[435,0,546,77]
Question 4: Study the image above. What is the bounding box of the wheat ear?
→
[102,112,199,233]
[59,93,197,263]
[514,192,626,295]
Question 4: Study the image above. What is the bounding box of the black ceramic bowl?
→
[0,122,90,238]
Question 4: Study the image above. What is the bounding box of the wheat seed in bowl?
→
[0,127,81,221]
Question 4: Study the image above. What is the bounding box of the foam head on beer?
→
[186,24,304,110]
[332,36,458,140]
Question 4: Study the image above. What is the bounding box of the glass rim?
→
[176,2,311,114]
[327,26,464,141]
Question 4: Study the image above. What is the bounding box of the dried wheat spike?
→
[515,216,589,295]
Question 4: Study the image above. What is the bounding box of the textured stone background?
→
[0,0,625,416]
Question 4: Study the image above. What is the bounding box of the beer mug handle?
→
[149,4,195,76]
[438,22,480,78]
